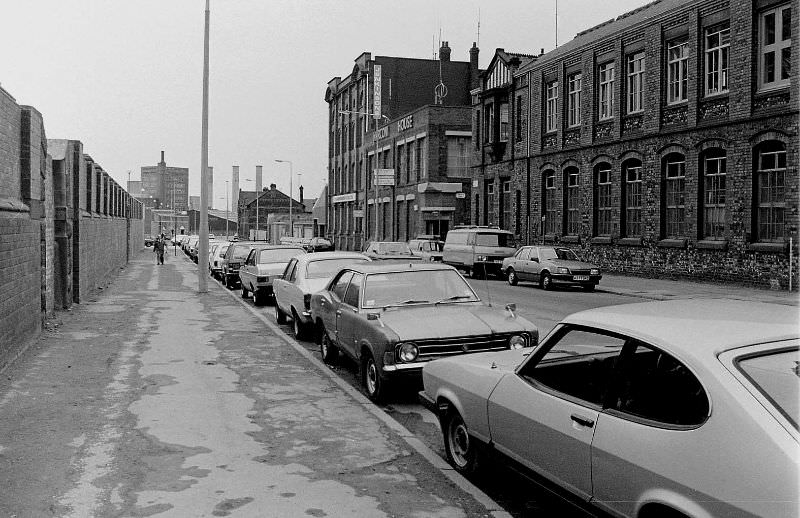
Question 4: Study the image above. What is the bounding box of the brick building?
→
[140,151,189,211]
[472,0,798,287]
[237,183,308,241]
[325,43,481,251]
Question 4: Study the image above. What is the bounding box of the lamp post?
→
[274,159,293,239]
[338,110,389,243]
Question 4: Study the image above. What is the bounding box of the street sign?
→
[373,65,382,120]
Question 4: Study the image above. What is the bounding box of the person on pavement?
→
[154,235,166,265]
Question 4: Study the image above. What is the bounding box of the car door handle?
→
[570,414,595,428]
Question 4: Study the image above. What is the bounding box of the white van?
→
[442,226,517,278]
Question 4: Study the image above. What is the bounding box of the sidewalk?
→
[0,251,501,518]
[598,273,799,306]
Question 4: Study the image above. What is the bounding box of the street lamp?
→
[244,178,260,240]
[274,159,293,239]
[339,110,390,243]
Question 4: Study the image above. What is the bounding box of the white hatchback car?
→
[272,252,370,339]
[420,299,800,518]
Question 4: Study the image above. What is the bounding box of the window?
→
[627,52,645,113]
[623,160,643,237]
[543,170,558,235]
[567,73,582,127]
[409,141,418,182]
[701,149,726,240]
[343,273,362,307]
[474,110,481,149]
[417,138,427,179]
[759,5,792,90]
[612,342,709,426]
[397,144,405,185]
[667,40,688,104]
[484,104,494,143]
[486,181,495,226]
[520,326,627,406]
[515,190,522,233]
[331,271,353,301]
[500,102,510,142]
[756,141,787,242]
[594,164,612,236]
[515,95,524,142]
[564,167,580,236]
[501,180,512,230]
[663,154,686,238]
[705,24,730,96]
[598,63,615,120]
[447,136,470,178]
[545,81,559,132]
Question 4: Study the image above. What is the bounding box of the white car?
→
[272,252,370,339]
[208,241,230,280]
[420,299,799,518]
[238,245,306,305]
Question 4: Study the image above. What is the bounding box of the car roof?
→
[342,262,456,274]
[294,251,369,264]
[563,299,799,360]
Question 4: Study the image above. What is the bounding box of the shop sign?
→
[397,115,413,132]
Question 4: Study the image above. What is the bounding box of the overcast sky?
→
[1,0,645,209]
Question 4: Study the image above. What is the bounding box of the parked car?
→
[442,226,516,279]
[239,245,306,305]
[209,242,230,280]
[502,245,602,291]
[420,299,799,518]
[362,241,422,262]
[304,237,335,253]
[187,236,201,262]
[273,252,370,338]
[144,235,155,247]
[310,262,538,401]
[408,238,444,262]
[221,241,255,289]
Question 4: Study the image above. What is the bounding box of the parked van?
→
[442,226,517,278]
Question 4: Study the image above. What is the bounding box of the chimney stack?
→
[270,183,276,191]
[469,42,480,89]
[299,185,304,205]
[255,165,263,193]
[160,150,165,164]
[232,165,240,212]
[439,41,451,62]
[540,48,545,56]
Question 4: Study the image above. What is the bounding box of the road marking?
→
[216,277,511,518]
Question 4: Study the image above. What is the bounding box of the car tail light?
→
[303,294,312,311]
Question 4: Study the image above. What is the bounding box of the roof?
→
[564,299,799,362]
[518,0,688,74]
[345,262,456,275]
[294,251,370,265]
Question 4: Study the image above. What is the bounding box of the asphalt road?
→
[226,269,639,518]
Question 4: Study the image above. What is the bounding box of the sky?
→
[1,0,646,209]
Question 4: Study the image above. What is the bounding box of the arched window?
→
[621,159,643,237]
[542,170,558,235]
[662,153,686,239]
[699,149,726,240]
[754,141,787,242]
[563,167,581,236]
[594,163,612,236]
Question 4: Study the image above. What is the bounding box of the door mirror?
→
[367,313,380,321]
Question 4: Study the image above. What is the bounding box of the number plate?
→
[573,275,589,281]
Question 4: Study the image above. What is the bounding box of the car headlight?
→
[397,342,419,362]
[476,255,488,262]
[557,267,570,274]
[508,334,527,349]
[590,268,600,275]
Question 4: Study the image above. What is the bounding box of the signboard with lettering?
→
[375,126,389,141]
[374,168,395,186]
[353,209,364,218]
[373,65,382,120]
[397,115,413,132]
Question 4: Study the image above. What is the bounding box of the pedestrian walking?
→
[154,234,166,265]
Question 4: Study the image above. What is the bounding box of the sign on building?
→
[373,65,382,120]
[374,168,395,186]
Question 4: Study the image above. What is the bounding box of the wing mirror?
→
[367,313,380,321]
[505,303,517,318]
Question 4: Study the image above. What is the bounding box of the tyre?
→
[506,268,518,286]
[362,352,386,402]
[443,410,480,475]
[254,290,267,306]
[582,283,596,292]
[470,265,485,279]
[241,285,249,299]
[225,275,235,289]
[275,304,287,324]
[291,309,306,340]
[540,272,553,291]
[319,327,338,364]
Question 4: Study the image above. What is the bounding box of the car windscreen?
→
[423,241,444,252]
[218,246,229,256]
[378,243,412,255]
[231,246,251,261]
[362,270,479,308]
[736,348,800,430]
[539,247,579,261]
[306,258,369,279]
[475,233,515,248]
[257,248,304,264]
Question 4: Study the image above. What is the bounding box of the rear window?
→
[258,248,304,264]
[306,258,369,279]
[475,233,515,248]
[231,246,251,261]
[446,232,468,245]
[737,348,800,430]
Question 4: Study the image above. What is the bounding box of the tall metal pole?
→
[256,188,259,240]
[289,161,293,238]
[198,0,210,292]
[225,180,229,239]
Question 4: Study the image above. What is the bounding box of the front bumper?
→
[551,273,602,284]
[475,261,504,274]
[418,390,437,413]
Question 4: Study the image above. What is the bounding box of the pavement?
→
[0,249,796,518]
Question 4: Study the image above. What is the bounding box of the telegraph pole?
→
[198,0,210,292]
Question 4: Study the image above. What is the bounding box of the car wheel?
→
[319,327,338,364]
[582,283,596,292]
[540,272,553,291]
[291,309,306,340]
[225,274,235,289]
[443,410,480,475]
[275,304,287,324]
[362,352,386,402]
[241,285,249,299]
[254,290,268,306]
[506,268,518,286]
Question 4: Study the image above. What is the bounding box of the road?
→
[230,270,638,518]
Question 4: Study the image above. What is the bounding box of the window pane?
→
[765,12,775,45]
[764,51,776,83]
[781,8,791,41]
[782,47,791,80]
[737,349,800,430]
